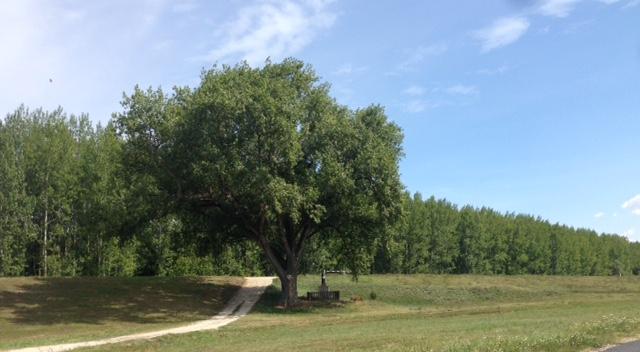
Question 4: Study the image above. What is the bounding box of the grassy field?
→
[0,276,243,350]
[76,275,640,352]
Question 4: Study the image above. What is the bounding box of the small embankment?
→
[0,276,272,351]
[4,276,273,352]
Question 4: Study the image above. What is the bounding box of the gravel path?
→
[6,277,274,352]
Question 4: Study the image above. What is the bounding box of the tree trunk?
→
[254,227,302,308]
[279,264,298,308]
[43,207,48,277]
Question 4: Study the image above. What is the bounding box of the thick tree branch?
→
[255,230,286,280]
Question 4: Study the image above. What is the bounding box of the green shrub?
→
[101,238,137,277]
[162,255,215,276]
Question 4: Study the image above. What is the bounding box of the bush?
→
[101,238,137,277]
[162,255,215,276]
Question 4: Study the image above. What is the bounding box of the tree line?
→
[1,61,638,283]
[366,194,640,276]
[2,107,637,278]
[0,106,265,277]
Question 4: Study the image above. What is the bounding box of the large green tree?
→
[0,116,34,275]
[116,59,404,306]
[23,109,79,276]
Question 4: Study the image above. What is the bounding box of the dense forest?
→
[2,105,638,278]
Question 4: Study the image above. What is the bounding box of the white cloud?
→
[594,211,605,219]
[623,228,637,241]
[622,194,640,216]
[405,100,428,113]
[331,85,355,104]
[403,99,443,113]
[153,40,173,51]
[0,1,170,123]
[333,63,367,76]
[537,0,581,17]
[562,19,594,34]
[401,84,476,112]
[534,0,631,16]
[538,25,551,34]
[0,1,86,117]
[623,0,640,8]
[200,0,337,66]
[476,65,510,75]
[395,44,448,72]
[446,85,478,95]
[172,0,199,13]
[473,17,530,52]
[403,85,426,96]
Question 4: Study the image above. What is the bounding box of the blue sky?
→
[1,0,639,239]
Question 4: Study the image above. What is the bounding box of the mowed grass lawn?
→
[0,276,243,350]
[80,275,640,352]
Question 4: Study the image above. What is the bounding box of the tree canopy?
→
[115,59,405,306]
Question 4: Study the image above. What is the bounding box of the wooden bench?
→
[306,290,340,301]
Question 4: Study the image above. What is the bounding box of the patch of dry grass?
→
[0,276,243,349]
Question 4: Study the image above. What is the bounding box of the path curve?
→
[6,277,274,352]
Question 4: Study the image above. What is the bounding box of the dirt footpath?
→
[6,277,274,352]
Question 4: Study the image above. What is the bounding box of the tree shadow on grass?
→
[0,277,241,325]
[251,284,346,315]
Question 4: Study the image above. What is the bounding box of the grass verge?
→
[80,275,640,352]
[0,276,243,349]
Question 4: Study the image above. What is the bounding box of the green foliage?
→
[371,192,637,276]
[0,59,638,281]
[0,107,131,276]
[101,238,137,277]
[163,255,214,277]
[135,216,181,276]
[0,117,34,275]
[115,59,404,305]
